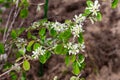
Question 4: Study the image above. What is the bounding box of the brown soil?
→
[1,0,120,80]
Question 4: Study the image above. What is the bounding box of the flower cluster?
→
[30,22,41,29]
[80,42,85,52]
[71,14,86,38]
[0,54,8,61]
[32,46,46,59]
[86,0,100,16]
[71,24,83,37]
[51,21,68,32]
[73,14,86,24]
[64,42,80,55]
[15,38,27,54]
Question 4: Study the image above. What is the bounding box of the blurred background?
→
[0,0,120,80]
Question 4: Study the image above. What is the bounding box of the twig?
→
[19,19,25,28]
[0,61,23,78]
[3,8,14,43]
[5,8,21,43]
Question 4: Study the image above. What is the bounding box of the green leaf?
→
[26,41,34,52]
[45,51,51,60]
[59,30,71,43]
[86,0,93,7]
[11,30,17,39]
[71,55,76,63]
[39,51,51,64]
[78,54,85,64]
[18,49,25,55]
[3,62,12,70]
[112,0,119,8]
[65,55,76,66]
[20,9,28,18]
[78,32,84,44]
[54,44,63,54]
[31,35,37,40]
[39,55,46,64]
[33,43,40,50]
[10,71,17,80]
[50,28,57,37]
[84,9,91,16]
[65,55,70,66]
[72,61,80,75]
[39,19,48,25]
[70,76,77,80]
[21,72,26,80]
[79,62,85,70]
[0,0,4,3]
[27,31,32,39]
[39,27,46,36]
[96,12,102,21]
[17,27,25,36]
[21,0,29,7]
[23,60,30,71]
[0,42,5,54]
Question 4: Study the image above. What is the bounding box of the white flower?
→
[64,42,80,55]
[86,0,100,16]
[43,21,51,27]
[80,43,85,52]
[32,46,46,59]
[51,21,68,32]
[89,16,97,24]
[73,14,86,24]
[71,24,84,37]
[15,38,27,54]
[31,22,40,29]
[0,54,8,61]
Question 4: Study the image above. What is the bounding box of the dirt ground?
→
[1,0,120,80]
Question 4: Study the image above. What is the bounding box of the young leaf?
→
[18,49,25,55]
[10,71,17,80]
[112,0,119,8]
[39,55,46,64]
[39,27,46,36]
[23,60,30,71]
[59,30,71,42]
[20,9,28,18]
[86,0,93,7]
[21,0,29,7]
[21,72,26,80]
[65,55,70,66]
[72,61,80,75]
[70,76,77,80]
[50,28,57,37]
[78,54,85,64]
[27,41,34,52]
[39,19,48,25]
[0,42,5,54]
[96,12,102,21]
[17,28,25,36]
[78,32,84,44]
[65,55,76,66]
[84,9,91,16]
[33,43,40,50]
[44,51,51,60]
[27,31,32,39]
[11,30,17,39]
[54,44,63,54]
[39,51,51,64]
